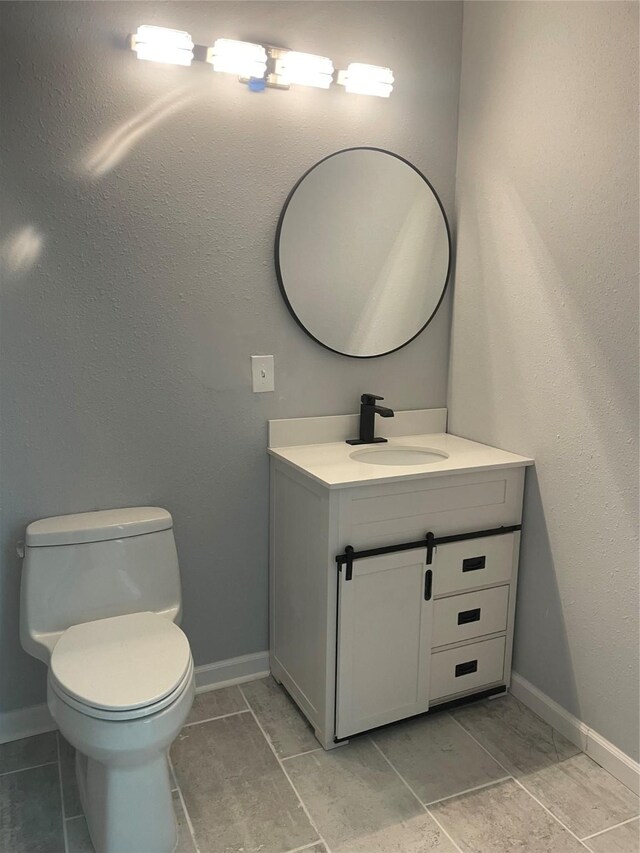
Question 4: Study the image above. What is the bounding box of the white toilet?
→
[20,507,195,853]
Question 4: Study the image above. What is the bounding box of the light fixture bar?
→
[337,63,394,97]
[207,39,268,79]
[130,27,395,99]
[131,26,194,66]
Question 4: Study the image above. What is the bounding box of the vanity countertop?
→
[268,432,534,489]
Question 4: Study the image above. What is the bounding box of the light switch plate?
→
[251,355,275,392]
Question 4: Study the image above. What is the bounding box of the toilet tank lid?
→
[25,507,173,547]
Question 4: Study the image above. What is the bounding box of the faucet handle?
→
[361,393,384,405]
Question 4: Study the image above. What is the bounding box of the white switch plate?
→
[251,355,275,392]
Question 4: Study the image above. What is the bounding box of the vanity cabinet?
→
[268,424,531,750]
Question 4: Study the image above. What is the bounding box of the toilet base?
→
[48,665,194,853]
[76,748,178,853]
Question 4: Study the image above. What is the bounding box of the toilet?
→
[19,507,195,853]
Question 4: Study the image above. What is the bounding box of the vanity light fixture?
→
[273,51,335,89]
[337,63,394,98]
[206,39,268,80]
[129,26,394,98]
[130,26,194,66]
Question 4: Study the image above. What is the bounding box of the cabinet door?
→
[335,548,432,739]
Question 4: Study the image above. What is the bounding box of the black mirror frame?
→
[274,146,453,359]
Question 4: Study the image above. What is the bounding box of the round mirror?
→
[275,147,451,358]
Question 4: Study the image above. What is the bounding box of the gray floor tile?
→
[336,813,458,853]
[585,817,640,853]
[0,763,65,853]
[373,712,507,804]
[285,738,454,852]
[171,712,316,853]
[0,732,57,774]
[452,694,580,775]
[519,752,640,839]
[57,734,83,819]
[66,817,93,853]
[185,685,247,725]
[242,676,319,758]
[430,778,586,852]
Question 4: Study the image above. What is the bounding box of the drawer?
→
[433,533,516,596]
[430,636,506,701]
[433,585,509,647]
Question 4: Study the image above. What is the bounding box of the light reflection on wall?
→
[82,87,196,178]
[1,225,45,276]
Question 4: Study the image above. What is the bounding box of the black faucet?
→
[346,394,395,445]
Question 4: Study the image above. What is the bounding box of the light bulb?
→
[207,39,267,79]
[275,51,334,89]
[337,63,394,97]
[131,26,194,66]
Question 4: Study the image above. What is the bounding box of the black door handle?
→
[455,659,478,677]
[462,555,486,572]
[424,569,433,601]
[458,607,481,625]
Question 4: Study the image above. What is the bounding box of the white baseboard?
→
[0,703,56,745]
[0,651,270,744]
[511,672,639,795]
[194,650,270,693]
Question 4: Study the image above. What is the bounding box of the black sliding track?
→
[336,524,522,581]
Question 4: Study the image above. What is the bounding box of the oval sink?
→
[349,446,449,466]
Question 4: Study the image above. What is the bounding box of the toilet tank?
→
[20,507,182,663]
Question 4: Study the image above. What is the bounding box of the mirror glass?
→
[275,147,451,358]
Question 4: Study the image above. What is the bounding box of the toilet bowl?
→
[19,507,196,853]
[48,612,194,853]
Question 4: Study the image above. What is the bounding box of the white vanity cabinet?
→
[268,418,532,749]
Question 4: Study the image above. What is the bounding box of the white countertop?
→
[268,432,534,489]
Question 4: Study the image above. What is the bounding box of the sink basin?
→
[349,446,449,466]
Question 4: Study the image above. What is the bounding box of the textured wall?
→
[0,2,462,712]
[449,1,639,758]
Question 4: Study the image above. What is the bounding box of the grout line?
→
[182,708,251,728]
[581,814,640,841]
[447,713,591,849]
[424,775,513,807]
[368,738,464,853]
[239,684,333,853]
[424,806,467,853]
[281,747,323,762]
[0,760,58,778]
[55,734,70,853]
[168,756,202,853]
[283,841,326,853]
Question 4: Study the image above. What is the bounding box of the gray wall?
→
[449,1,639,758]
[0,2,462,712]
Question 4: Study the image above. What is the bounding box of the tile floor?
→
[1,678,638,853]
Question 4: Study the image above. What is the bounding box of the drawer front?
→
[430,636,506,701]
[433,534,515,596]
[433,586,509,648]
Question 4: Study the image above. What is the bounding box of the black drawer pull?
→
[424,569,433,601]
[455,659,478,677]
[458,607,481,625]
[462,555,486,572]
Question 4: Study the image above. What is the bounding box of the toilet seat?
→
[49,612,192,720]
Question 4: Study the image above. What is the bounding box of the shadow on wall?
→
[483,174,637,518]
[513,468,581,721]
[81,87,196,178]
